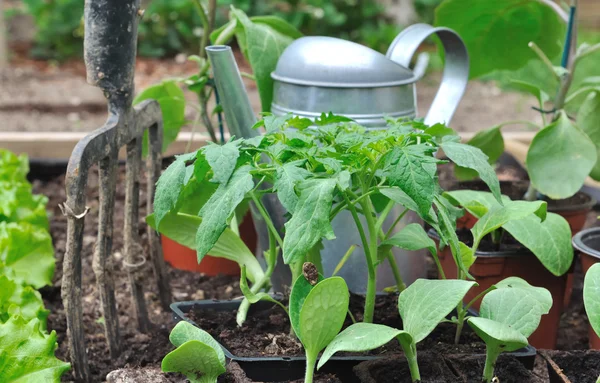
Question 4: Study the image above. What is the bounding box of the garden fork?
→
[60,0,171,381]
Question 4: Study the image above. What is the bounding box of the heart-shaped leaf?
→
[468,317,528,353]
[584,263,600,338]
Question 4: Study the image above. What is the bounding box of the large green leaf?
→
[455,126,505,181]
[299,277,349,358]
[203,141,240,184]
[274,160,311,213]
[282,179,337,265]
[0,222,55,289]
[435,0,564,78]
[440,141,501,203]
[584,263,600,338]
[0,315,70,382]
[494,277,553,314]
[134,80,186,154]
[527,112,597,199]
[503,213,573,276]
[146,212,264,284]
[318,323,409,370]
[578,91,600,181]
[398,279,476,343]
[196,165,254,260]
[153,152,196,229]
[232,9,296,111]
[383,146,438,218]
[0,182,49,230]
[480,286,551,338]
[443,190,510,218]
[379,187,419,213]
[168,321,225,366]
[470,200,547,247]
[468,317,528,352]
[289,274,318,340]
[0,276,48,330]
[161,340,225,383]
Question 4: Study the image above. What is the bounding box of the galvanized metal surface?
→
[271,23,468,127]
[61,1,170,381]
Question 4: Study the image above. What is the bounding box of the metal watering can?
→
[206,24,469,292]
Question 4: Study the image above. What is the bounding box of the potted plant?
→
[135,4,302,276]
[432,189,573,349]
[436,0,599,234]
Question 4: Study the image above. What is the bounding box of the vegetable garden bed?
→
[28,159,598,382]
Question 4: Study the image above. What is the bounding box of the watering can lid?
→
[271,36,416,88]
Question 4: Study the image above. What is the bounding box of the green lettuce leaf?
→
[0,182,49,230]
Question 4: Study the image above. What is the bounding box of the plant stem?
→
[482,346,502,383]
[524,183,538,201]
[528,42,561,81]
[359,190,379,323]
[404,343,421,382]
[214,19,237,45]
[304,352,317,383]
[343,191,376,323]
[332,244,357,276]
[384,208,409,239]
[386,253,407,292]
[535,0,569,22]
[454,306,466,344]
[250,193,283,247]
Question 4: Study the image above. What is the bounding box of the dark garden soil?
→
[33,161,600,382]
[542,350,600,383]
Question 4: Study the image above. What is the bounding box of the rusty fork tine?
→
[94,154,120,356]
[145,118,172,310]
[124,138,150,332]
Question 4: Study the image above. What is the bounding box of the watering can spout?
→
[206,45,258,139]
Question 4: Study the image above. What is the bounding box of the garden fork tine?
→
[60,0,171,380]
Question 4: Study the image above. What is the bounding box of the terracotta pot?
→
[430,230,569,349]
[572,227,600,349]
[162,212,257,276]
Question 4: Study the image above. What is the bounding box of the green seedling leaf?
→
[274,161,311,213]
[248,16,303,39]
[203,141,241,184]
[527,112,597,199]
[399,279,476,343]
[196,165,254,260]
[459,241,476,270]
[443,190,510,218]
[383,146,438,218]
[382,223,437,259]
[146,212,264,284]
[263,114,293,133]
[282,179,337,264]
[168,321,225,366]
[578,91,600,181]
[0,315,70,382]
[379,187,419,213]
[318,323,409,369]
[298,277,349,358]
[455,126,505,181]
[0,222,55,289]
[510,80,549,110]
[503,213,573,276]
[435,0,564,79]
[480,286,551,338]
[470,200,547,247]
[153,152,197,229]
[289,272,324,339]
[162,340,225,383]
[134,80,186,154]
[440,141,501,203]
[494,276,553,314]
[584,263,600,338]
[468,317,528,352]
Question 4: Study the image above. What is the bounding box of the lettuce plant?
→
[150,114,500,324]
[161,321,226,383]
[289,263,349,383]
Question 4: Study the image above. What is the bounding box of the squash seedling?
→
[161,321,226,383]
[468,278,552,383]
[289,263,349,383]
[319,279,477,382]
[584,263,600,383]
[443,190,572,342]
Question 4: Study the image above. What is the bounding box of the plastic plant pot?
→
[429,229,570,350]
[169,298,537,382]
[161,211,257,276]
[572,227,600,349]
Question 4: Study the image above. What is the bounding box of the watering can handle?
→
[84,0,141,109]
[386,23,468,126]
